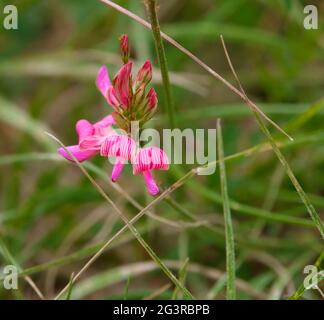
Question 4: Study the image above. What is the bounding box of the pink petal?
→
[142,170,159,196]
[57,145,97,162]
[100,135,136,161]
[96,65,111,98]
[79,136,102,151]
[133,146,169,174]
[76,120,94,144]
[94,114,115,129]
[111,158,125,182]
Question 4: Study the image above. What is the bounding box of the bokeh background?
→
[0,0,323,299]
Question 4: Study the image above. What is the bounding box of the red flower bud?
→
[136,60,152,88]
[113,62,133,109]
[146,88,157,110]
[119,34,129,64]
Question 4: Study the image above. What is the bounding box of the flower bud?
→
[146,88,157,110]
[113,62,133,109]
[135,60,152,89]
[119,34,129,64]
[141,88,158,122]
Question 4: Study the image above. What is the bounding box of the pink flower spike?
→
[133,147,169,196]
[58,145,97,162]
[114,62,133,108]
[96,66,112,98]
[100,135,137,182]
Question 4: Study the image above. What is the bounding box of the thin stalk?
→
[144,283,172,300]
[172,258,189,300]
[66,273,75,300]
[145,0,176,128]
[217,119,236,300]
[123,275,131,300]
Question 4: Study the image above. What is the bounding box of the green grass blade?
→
[217,120,236,300]
[66,273,75,300]
[123,275,131,300]
[172,257,189,300]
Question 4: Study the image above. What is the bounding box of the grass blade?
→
[123,275,131,300]
[66,273,75,300]
[171,257,189,300]
[217,119,236,300]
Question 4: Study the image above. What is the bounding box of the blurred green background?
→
[0,0,323,299]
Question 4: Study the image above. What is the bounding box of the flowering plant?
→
[58,35,169,195]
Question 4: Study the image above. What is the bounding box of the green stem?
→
[145,0,176,128]
[217,120,236,300]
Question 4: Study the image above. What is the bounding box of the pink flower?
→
[58,41,168,194]
[58,115,115,162]
[133,147,169,196]
[100,135,137,182]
